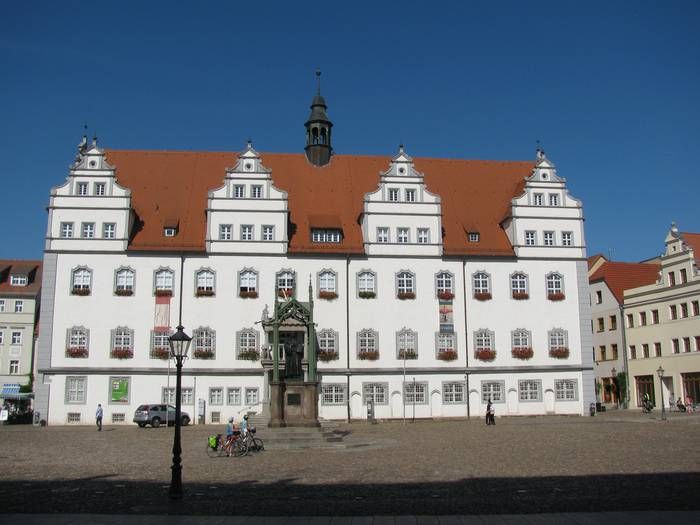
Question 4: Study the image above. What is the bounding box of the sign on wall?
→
[110,377,130,403]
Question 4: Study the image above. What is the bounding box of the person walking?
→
[95,404,103,431]
[485,399,492,425]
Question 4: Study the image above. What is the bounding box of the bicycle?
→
[242,426,265,454]
[206,431,246,458]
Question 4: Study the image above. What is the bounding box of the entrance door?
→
[682,373,700,405]
[635,375,654,407]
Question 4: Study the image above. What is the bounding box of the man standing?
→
[96,404,103,431]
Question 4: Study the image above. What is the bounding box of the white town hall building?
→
[34,87,594,425]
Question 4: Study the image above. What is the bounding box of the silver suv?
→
[133,404,191,428]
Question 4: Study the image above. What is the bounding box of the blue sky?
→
[1,1,698,262]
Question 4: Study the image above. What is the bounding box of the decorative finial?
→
[536,140,545,161]
[92,135,98,148]
[247,138,253,149]
[399,143,404,154]
[315,69,321,95]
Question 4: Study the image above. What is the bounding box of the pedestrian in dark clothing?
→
[96,404,103,431]
[486,399,492,425]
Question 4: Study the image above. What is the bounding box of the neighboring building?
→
[624,224,700,409]
[0,260,42,401]
[34,87,594,425]
[589,258,659,406]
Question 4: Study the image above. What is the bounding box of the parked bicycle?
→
[206,431,246,458]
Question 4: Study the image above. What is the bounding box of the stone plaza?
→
[0,411,699,518]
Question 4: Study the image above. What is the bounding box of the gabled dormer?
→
[664,222,684,257]
[361,146,442,256]
[503,147,585,259]
[660,222,698,286]
[46,136,133,252]
[206,141,289,254]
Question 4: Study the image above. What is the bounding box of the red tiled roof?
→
[587,254,606,270]
[104,151,534,256]
[589,261,660,303]
[0,260,42,297]
[681,232,700,266]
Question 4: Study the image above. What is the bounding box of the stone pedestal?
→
[268,381,319,428]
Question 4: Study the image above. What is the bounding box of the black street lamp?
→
[168,324,192,499]
[656,365,666,421]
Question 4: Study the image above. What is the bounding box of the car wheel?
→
[151,417,161,428]
[181,416,190,426]
[138,423,146,428]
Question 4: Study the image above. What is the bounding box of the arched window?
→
[193,327,216,359]
[115,267,135,295]
[473,329,495,361]
[318,329,338,361]
[396,328,417,359]
[111,327,134,359]
[276,270,295,298]
[357,329,378,360]
[318,270,337,299]
[396,270,415,298]
[548,328,569,358]
[66,327,89,358]
[195,269,215,296]
[71,267,92,295]
[510,272,529,299]
[546,272,565,300]
[239,269,258,298]
[472,272,491,300]
[436,271,454,299]
[154,268,174,295]
[237,328,259,360]
[357,270,376,298]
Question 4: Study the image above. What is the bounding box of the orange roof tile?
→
[104,151,534,256]
[589,261,660,304]
[681,232,700,266]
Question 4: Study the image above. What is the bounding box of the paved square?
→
[0,412,699,515]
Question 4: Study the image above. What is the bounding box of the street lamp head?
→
[656,365,665,379]
[169,325,192,359]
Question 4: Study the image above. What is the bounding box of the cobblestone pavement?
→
[0,411,699,516]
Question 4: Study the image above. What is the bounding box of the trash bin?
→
[589,402,596,416]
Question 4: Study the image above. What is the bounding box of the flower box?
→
[196,289,215,297]
[549,347,570,359]
[155,289,173,297]
[358,291,376,299]
[474,348,496,361]
[437,349,458,361]
[398,349,418,360]
[71,287,90,296]
[239,290,259,299]
[115,288,133,296]
[512,291,529,300]
[318,350,339,362]
[358,350,379,361]
[238,349,260,361]
[397,292,416,300]
[66,347,88,358]
[474,292,492,301]
[151,347,170,360]
[437,291,455,301]
[111,348,134,359]
[193,349,215,359]
[319,290,338,300]
[548,292,565,301]
[277,288,294,298]
[512,347,534,360]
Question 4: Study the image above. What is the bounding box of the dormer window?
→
[77,182,88,196]
[388,188,399,202]
[164,227,177,237]
[233,185,245,199]
[468,232,480,243]
[533,193,544,206]
[10,275,27,286]
[549,194,559,206]
[405,189,416,202]
[94,183,106,196]
[312,229,342,243]
[251,185,263,199]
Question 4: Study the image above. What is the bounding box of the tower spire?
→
[304,70,333,167]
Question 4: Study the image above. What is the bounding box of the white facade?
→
[35,141,594,425]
